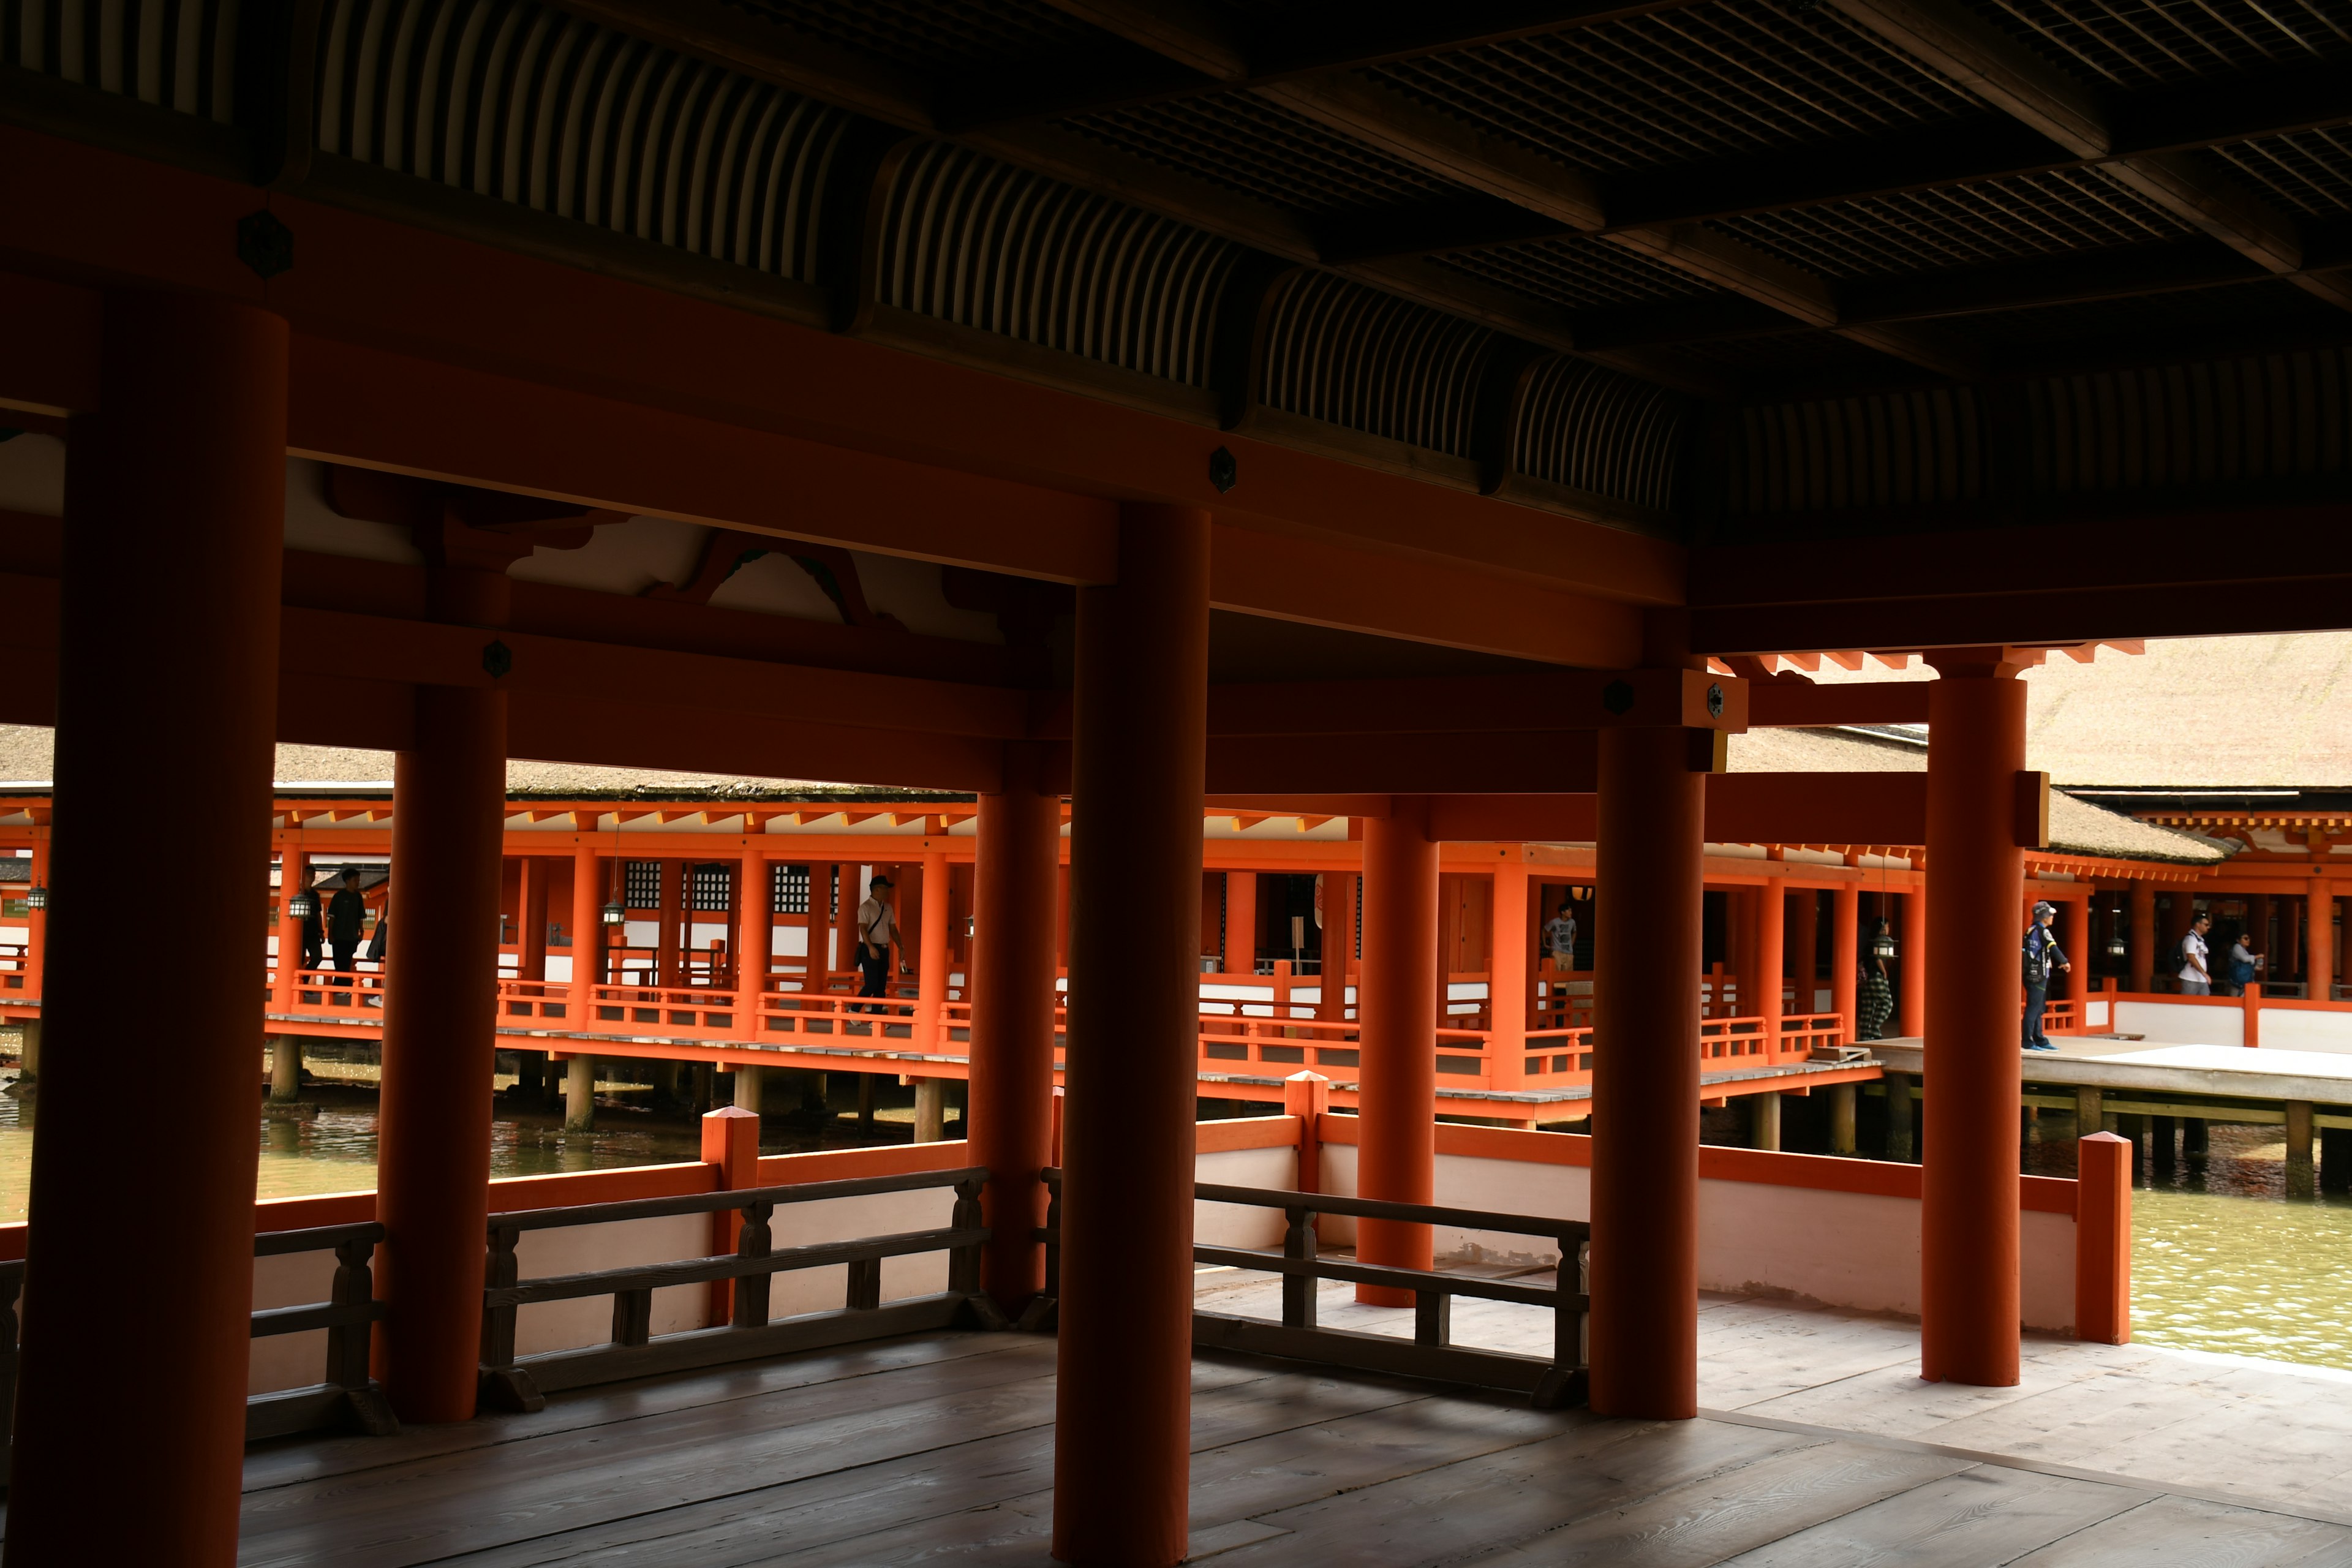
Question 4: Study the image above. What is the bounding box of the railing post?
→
[701,1105,760,1327]
[326,1231,398,1433]
[1280,1205,1317,1330]
[731,1199,774,1329]
[1283,1071,1329,1196]
[1412,1289,1450,1347]
[2244,981,2262,1048]
[2073,1132,2131,1344]
[477,1221,543,1412]
[0,1259,22,1453]
[948,1174,987,1298]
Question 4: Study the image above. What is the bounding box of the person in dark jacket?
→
[326,867,368,976]
[2023,900,2070,1052]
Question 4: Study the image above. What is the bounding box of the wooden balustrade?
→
[247,1221,399,1440]
[476,1166,1000,1412]
[1031,1169,1589,1408]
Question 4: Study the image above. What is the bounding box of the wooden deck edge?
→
[512,1294,974,1394]
[1191,1311,1560,1395]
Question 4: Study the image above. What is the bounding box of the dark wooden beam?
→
[1825,0,2352,315]
[960,0,1713,127]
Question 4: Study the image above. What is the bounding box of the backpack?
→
[2021,932,2049,989]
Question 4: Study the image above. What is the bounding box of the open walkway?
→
[221,1284,2352,1566]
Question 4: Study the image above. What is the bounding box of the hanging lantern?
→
[601,899,626,927]
[2106,929,2128,959]
[1872,919,1897,960]
[25,883,48,913]
[285,887,312,921]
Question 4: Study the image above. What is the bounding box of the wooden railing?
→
[273,964,388,1013]
[1034,1169,1589,1408]
[476,1166,999,1411]
[247,1221,398,1441]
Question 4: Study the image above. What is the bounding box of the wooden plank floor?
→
[227,1318,2352,1566]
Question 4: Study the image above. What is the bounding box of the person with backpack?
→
[2177,911,2214,995]
[2022,900,2070,1052]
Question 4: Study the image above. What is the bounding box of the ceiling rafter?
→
[961,0,1713,126]
[1042,4,1985,379]
[1823,0,2352,315]
[560,0,1731,398]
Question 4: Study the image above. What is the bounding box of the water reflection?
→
[2027,1114,2352,1372]
[0,1082,926,1222]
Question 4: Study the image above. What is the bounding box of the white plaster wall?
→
[1324,1149,2081,1334]
[513,1214,710,1355]
[1194,1147,1295,1249]
[2116,1000,2244,1047]
[2258,1008,2352,1053]
[249,1248,342,1395]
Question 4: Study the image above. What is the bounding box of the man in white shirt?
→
[2178,911,2214,995]
[854,874,898,1012]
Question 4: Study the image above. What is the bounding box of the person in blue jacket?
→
[2022,900,2070,1052]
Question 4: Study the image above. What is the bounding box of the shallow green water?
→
[0,1076,941,1223]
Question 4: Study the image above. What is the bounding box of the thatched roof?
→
[1803,635,2352,790]
[0,728,945,802]
[1727,726,2227,865]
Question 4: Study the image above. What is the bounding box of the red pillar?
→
[1755,875,1785,1050]
[6,295,286,1566]
[1790,886,1818,1016]
[1319,862,1356,1022]
[1357,797,1439,1304]
[741,845,769,1003]
[2128,880,2156,993]
[1052,505,1209,1568]
[1488,854,1530,1081]
[1223,869,1257,975]
[916,848,951,1051]
[1831,881,1859,1038]
[1921,656,2027,1387]
[2282,896,2302,985]
[520,856,549,982]
[969,747,1060,1316]
[1898,886,1928,1038]
[1589,723,1708,1420]
[377,554,513,1422]
[275,848,311,1007]
[2312,885,2337,1001]
[570,842,604,990]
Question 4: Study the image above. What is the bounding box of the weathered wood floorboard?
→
[219,1316,2352,1568]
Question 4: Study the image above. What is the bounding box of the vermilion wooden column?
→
[520,856,549,981]
[1921,655,2027,1387]
[1831,882,1859,1037]
[1223,868,1257,975]
[378,557,513,1422]
[741,846,769,1003]
[2311,885,2336,1001]
[2128,881,2156,993]
[6,293,286,1567]
[1357,796,1439,1305]
[969,747,1060,1316]
[570,842,604,989]
[1589,723,1708,1419]
[1755,875,1785,1049]
[275,848,310,1007]
[917,848,951,1052]
[1052,505,1209,1568]
[1318,864,1356,1022]
[1898,886,1928,1038]
[1790,888,1818,1014]
[1488,854,1530,1074]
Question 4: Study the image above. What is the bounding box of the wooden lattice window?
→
[775,864,812,915]
[624,861,661,910]
[690,863,733,912]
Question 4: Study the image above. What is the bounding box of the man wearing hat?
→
[2022,900,2070,1052]
[327,865,369,980]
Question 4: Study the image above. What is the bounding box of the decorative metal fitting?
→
[1602,679,1635,715]
[1208,446,1238,494]
[1706,682,1725,718]
[236,211,294,279]
[482,639,513,679]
